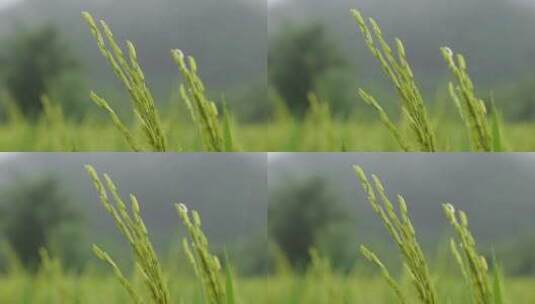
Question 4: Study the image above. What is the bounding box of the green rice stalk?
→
[171,50,233,152]
[40,95,74,151]
[85,165,171,304]
[1,243,24,276]
[490,102,505,152]
[351,10,437,152]
[223,251,237,304]
[358,89,410,151]
[441,48,493,151]
[90,92,141,151]
[491,254,506,304]
[36,249,67,303]
[302,93,337,151]
[360,246,407,304]
[354,166,438,304]
[92,245,144,304]
[271,91,294,126]
[82,12,168,152]
[222,102,236,152]
[443,203,502,304]
[1,91,25,125]
[176,203,231,304]
[304,249,340,303]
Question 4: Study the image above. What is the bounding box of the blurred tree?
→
[496,77,535,122]
[0,176,84,271]
[0,25,82,119]
[269,23,344,117]
[314,68,358,118]
[500,235,535,276]
[269,177,346,270]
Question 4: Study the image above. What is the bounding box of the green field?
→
[1,10,529,152]
[3,117,535,151]
[0,272,533,303]
[2,164,532,304]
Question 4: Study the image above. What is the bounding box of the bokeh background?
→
[269,0,535,121]
[0,0,266,121]
[0,153,268,274]
[1,152,535,278]
[269,153,535,275]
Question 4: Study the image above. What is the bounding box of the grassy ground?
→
[2,119,535,151]
[0,273,533,303]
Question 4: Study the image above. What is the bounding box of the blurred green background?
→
[0,153,268,275]
[269,153,535,276]
[269,0,535,121]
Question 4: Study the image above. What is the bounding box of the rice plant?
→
[35,249,68,303]
[443,204,505,304]
[1,91,25,126]
[82,12,235,152]
[85,165,236,304]
[176,203,235,304]
[301,93,337,151]
[39,95,75,151]
[82,12,167,152]
[351,9,508,152]
[351,9,437,152]
[0,9,524,151]
[354,165,438,303]
[171,50,235,152]
[0,163,532,302]
[85,165,170,303]
[354,166,507,304]
[441,48,503,152]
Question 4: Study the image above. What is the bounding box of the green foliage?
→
[0,25,80,119]
[0,106,530,151]
[0,176,81,271]
[496,77,535,121]
[301,94,337,151]
[269,177,346,269]
[269,23,343,117]
[40,95,75,151]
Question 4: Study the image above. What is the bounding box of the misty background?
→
[1,152,535,276]
[269,0,535,120]
[269,153,535,275]
[0,153,268,274]
[0,0,266,120]
[2,0,535,123]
